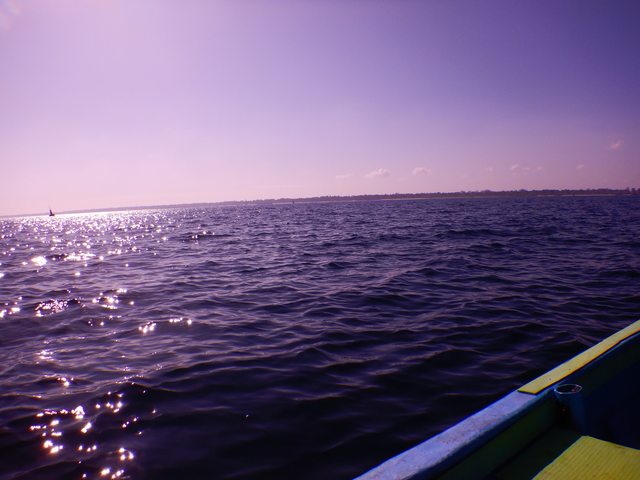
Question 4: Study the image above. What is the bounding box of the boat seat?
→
[493,427,640,480]
[532,435,640,479]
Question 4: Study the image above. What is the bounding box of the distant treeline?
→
[215,187,638,207]
[20,188,636,217]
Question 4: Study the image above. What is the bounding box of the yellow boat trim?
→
[519,319,640,395]
[532,436,640,480]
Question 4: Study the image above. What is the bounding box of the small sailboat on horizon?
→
[48,207,55,217]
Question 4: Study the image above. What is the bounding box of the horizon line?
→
[3,187,638,218]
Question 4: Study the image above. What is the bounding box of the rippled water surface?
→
[1,196,639,479]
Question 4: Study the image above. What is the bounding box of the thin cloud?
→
[577,164,585,170]
[366,168,390,179]
[336,173,354,180]
[608,140,624,150]
[510,164,542,175]
[412,167,431,175]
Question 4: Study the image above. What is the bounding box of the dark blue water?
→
[1,196,639,479]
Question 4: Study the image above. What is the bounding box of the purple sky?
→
[1,1,639,216]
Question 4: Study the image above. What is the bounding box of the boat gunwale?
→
[518,320,640,394]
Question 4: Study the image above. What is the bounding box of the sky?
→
[1,0,639,216]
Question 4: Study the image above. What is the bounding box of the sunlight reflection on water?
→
[28,394,138,479]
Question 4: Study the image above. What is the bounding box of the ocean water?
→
[1,196,639,480]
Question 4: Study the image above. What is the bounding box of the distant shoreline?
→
[4,188,638,218]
